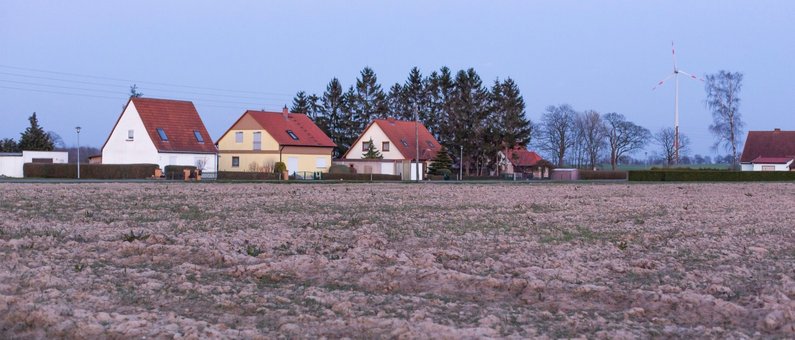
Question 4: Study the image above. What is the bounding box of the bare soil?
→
[1,182,794,338]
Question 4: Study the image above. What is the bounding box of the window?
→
[232,156,240,168]
[362,141,371,151]
[194,130,204,143]
[286,130,299,141]
[253,132,261,151]
[235,131,243,143]
[382,141,390,152]
[156,128,169,141]
[762,165,775,171]
[400,139,409,147]
[127,129,134,140]
[316,157,327,168]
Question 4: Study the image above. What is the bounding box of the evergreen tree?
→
[129,84,143,98]
[428,67,456,144]
[350,67,388,131]
[386,83,408,119]
[428,146,453,175]
[403,67,433,129]
[316,78,346,157]
[450,68,490,175]
[491,78,532,148]
[0,138,19,152]
[338,86,361,156]
[18,112,54,151]
[361,138,383,159]
[291,91,311,114]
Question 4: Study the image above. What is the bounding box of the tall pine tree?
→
[427,67,456,144]
[350,67,388,131]
[18,112,54,151]
[319,78,347,157]
[450,68,490,175]
[491,78,533,150]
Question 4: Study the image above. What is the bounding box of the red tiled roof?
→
[740,130,795,163]
[345,118,441,160]
[218,110,335,148]
[750,156,794,164]
[102,98,217,154]
[506,146,545,166]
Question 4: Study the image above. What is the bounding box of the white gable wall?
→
[345,123,406,160]
[102,102,159,166]
[0,154,23,177]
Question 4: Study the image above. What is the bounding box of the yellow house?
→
[216,108,335,175]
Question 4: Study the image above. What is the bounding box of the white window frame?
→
[235,131,243,144]
[127,129,134,140]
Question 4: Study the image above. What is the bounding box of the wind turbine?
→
[653,42,702,164]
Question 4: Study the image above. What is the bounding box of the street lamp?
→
[75,126,81,179]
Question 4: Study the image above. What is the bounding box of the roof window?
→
[156,128,169,141]
[400,139,409,147]
[286,130,299,141]
[194,130,204,143]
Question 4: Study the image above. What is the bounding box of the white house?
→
[341,118,442,180]
[0,150,69,178]
[739,128,795,171]
[101,97,217,172]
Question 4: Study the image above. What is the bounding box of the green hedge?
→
[23,163,158,179]
[323,173,401,181]
[217,171,280,180]
[629,170,795,182]
[579,170,627,180]
[163,165,198,180]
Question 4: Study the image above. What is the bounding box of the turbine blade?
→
[672,41,678,70]
[678,70,704,81]
[653,73,676,90]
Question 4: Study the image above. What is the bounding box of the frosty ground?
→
[1,182,794,338]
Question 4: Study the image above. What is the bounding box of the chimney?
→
[282,105,289,119]
[774,128,781,132]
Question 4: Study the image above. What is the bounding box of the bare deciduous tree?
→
[604,112,650,170]
[574,110,607,170]
[705,71,744,168]
[654,127,690,166]
[538,104,576,167]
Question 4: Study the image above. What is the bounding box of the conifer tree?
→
[386,83,408,119]
[490,78,533,150]
[0,138,19,152]
[18,112,54,151]
[450,69,489,175]
[291,91,311,114]
[428,146,453,175]
[351,67,388,131]
[361,137,383,159]
[427,67,456,144]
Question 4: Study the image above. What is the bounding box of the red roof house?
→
[740,128,795,171]
[502,146,553,179]
[343,118,441,161]
[101,97,217,171]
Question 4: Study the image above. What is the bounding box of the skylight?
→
[400,139,409,147]
[156,128,168,141]
[194,130,204,143]
[286,130,299,141]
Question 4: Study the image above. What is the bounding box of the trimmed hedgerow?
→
[579,170,627,180]
[628,170,795,182]
[23,163,159,179]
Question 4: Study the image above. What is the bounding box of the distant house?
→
[502,146,553,179]
[216,108,335,175]
[341,118,441,180]
[101,97,218,172]
[0,151,69,178]
[740,128,795,171]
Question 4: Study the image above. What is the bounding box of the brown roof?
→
[506,146,545,167]
[217,109,335,148]
[102,98,217,154]
[740,129,795,163]
[344,118,441,160]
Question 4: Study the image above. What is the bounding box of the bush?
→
[578,170,627,180]
[438,169,453,180]
[628,170,795,182]
[217,171,280,180]
[23,163,159,179]
[163,165,197,180]
[328,164,352,174]
[274,162,287,173]
[323,173,401,181]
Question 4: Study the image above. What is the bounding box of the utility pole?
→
[414,105,420,182]
[75,126,81,179]
[459,145,463,181]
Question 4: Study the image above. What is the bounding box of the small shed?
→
[551,168,579,181]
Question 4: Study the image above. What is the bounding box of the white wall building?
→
[0,151,69,178]
[101,97,217,172]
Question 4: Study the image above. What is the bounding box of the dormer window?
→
[286,130,299,141]
[194,130,204,143]
[156,128,169,141]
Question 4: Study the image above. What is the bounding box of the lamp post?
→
[75,126,81,179]
[459,145,463,181]
[414,105,420,183]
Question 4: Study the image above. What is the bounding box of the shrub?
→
[23,163,158,179]
[217,171,280,180]
[579,170,627,180]
[628,170,795,182]
[274,162,287,173]
[438,169,453,180]
[163,165,198,180]
[328,164,352,174]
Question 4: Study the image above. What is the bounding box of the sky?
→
[1,0,793,158]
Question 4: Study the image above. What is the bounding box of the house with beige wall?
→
[341,118,441,180]
[216,108,335,176]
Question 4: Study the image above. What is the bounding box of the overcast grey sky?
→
[1,0,793,157]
